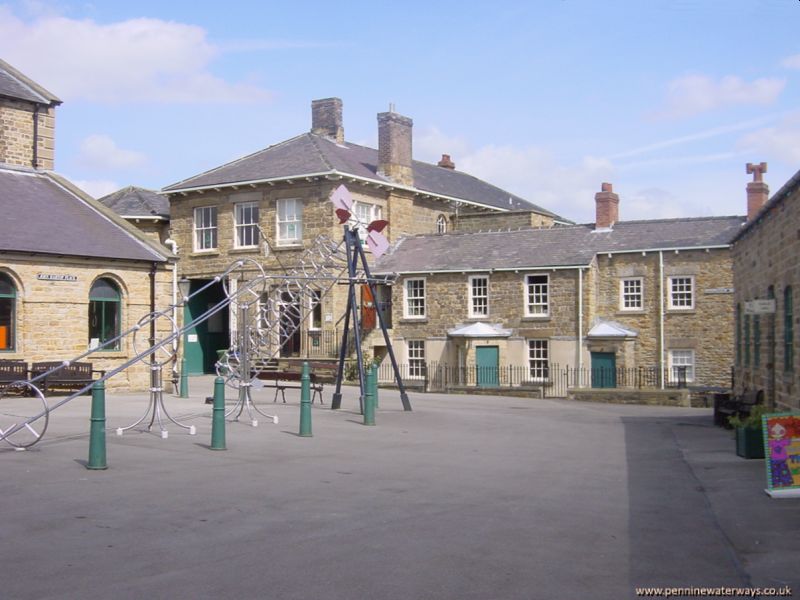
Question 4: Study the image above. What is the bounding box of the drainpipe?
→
[164,238,179,384]
[659,250,665,389]
[578,268,584,386]
[32,105,40,168]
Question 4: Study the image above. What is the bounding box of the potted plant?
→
[728,405,767,459]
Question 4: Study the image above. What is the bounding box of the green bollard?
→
[372,363,379,409]
[179,357,189,398]
[87,380,108,470]
[210,377,226,450]
[363,364,376,426]
[299,362,313,437]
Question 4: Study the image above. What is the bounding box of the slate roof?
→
[373,215,746,273]
[0,59,61,105]
[0,165,168,262]
[163,133,560,216]
[99,186,169,219]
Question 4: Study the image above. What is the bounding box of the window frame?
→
[308,289,322,331]
[667,276,694,310]
[193,206,218,252]
[276,198,303,246]
[408,340,426,379]
[88,277,122,351]
[468,275,489,318]
[233,201,260,249]
[436,214,447,234]
[348,201,383,242]
[620,277,644,311]
[0,273,17,352]
[403,278,426,319]
[528,339,550,382]
[524,273,549,318]
[668,349,695,384]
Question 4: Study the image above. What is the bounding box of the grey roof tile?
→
[0,59,61,105]
[163,133,560,216]
[99,186,169,219]
[374,216,745,273]
[0,165,166,262]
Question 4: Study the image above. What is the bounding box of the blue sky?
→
[2,0,800,223]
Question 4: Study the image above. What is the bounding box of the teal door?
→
[591,352,617,388]
[476,346,499,388]
[183,280,229,374]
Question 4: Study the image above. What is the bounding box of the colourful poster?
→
[763,413,800,498]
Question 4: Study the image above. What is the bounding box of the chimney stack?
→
[311,98,344,144]
[746,162,769,221]
[437,154,455,169]
[377,109,414,186]
[595,182,619,229]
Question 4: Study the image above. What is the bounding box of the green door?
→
[591,352,617,388]
[183,280,229,374]
[476,346,499,388]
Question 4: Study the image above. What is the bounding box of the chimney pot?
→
[437,154,455,169]
[746,162,769,221]
[595,182,620,229]
[311,97,344,144]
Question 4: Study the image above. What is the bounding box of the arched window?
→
[89,278,121,350]
[0,273,16,351]
[436,215,447,234]
[785,286,794,372]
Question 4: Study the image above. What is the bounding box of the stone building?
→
[0,61,174,391]
[373,184,744,390]
[99,186,171,247]
[732,163,800,412]
[162,98,567,374]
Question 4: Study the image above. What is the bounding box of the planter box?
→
[735,426,765,459]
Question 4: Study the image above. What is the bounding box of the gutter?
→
[32,104,39,168]
[163,170,515,213]
[373,264,592,276]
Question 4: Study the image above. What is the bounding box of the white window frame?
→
[668,276,694,310]
[436,215,447,234]
[349,201,383,241]
[468,275,489,318]
[528,339,550,382]
[276,198,303,246]
[234,201,259,249]
[308,289,322,331]
[620,277,643,311]
[403,278,426,319]
[193,206,218,251]
[668,349,695,383]
[524,273,549,317]
[408,340,426,379]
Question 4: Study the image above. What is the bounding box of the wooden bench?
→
[714,389,764,428]
[0,359,28,394]
[30,361,105,395]
[254,361,339,405]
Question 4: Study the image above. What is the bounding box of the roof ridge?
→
[308,133,335,171]
[613,215,745,225]
[0,58,61,104]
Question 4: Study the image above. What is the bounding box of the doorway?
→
[183,279,229,374]
[476,345,499,388]
[279,290,301,357]
[591,352,617,388]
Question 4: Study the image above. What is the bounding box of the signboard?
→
[704,287,733,295]
[745,299,776,315]
[37,273,77,282]
[763,413,800,498]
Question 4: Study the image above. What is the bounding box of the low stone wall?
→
[567,388,691,407]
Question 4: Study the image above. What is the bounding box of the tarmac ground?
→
[1,376,798,599]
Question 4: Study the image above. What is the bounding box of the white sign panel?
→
[745,299,776,315]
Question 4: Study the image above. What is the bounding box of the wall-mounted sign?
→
[37,273,77,282]
[704,287,733,295]
[763,413,800,498]
[745,299,776,315]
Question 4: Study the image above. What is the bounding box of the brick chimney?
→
[746,162,769,221]
[437,154,455,169]
[377,108,414,186]
[311,97,344,144]
[595,182,619,229]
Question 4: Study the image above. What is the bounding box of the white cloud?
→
[78,134,148,170]
[781,54,800,69]
[414,127,471,165]
[70,178,121,199]
[737,113,800,164]
[654,74,784,119]
[0,6,272,104]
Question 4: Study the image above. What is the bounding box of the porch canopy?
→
[447,322,512,338]
[587,321,638,338]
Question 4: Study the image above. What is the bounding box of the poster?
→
[763,413,800,498]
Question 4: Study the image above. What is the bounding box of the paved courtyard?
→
[1,378,798,599]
